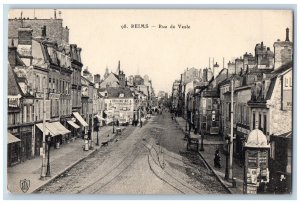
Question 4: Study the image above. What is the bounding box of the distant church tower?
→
[117,60,126,87]
[104,66,109,79]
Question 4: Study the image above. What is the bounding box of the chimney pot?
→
[285,27,290,42]
[41,25,46,38]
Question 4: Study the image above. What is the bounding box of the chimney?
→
[18,27,33,45]
[41,25,46,38]
[8,40,17,68]
[285,27,290,42]
[94,74,101,84]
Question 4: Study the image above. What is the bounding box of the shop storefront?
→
[35,121,71,152]
[8,124,33,163]
[7,132,21,166]
[73,112,89,137]
[236,123,250,163]
[67,119,80,138]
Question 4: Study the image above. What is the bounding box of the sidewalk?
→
[175,117,244,194]
[7,125,117,194]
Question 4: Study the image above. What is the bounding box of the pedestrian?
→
[257,179,268,194]
[81,130,85,139]
[140,120,143,127]
[214,149,221,168]
[275,174,288,194]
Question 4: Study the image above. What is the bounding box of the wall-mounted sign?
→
[35,92,45,99]
[237,125,250,135]
[22,98,34,105]
[282,89,292,110]
[49,93,60,100]
[17,45,32,57]
[8,97,20,108]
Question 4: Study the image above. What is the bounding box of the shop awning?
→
[36,122,70,136]
[36,123,55,136]
[73,112,88,127]
[8,132,21,144]
[67,120,80,129]
[272,131,292,139]
[51,122,71,135]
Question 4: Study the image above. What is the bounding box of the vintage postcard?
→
[6,8,293,195]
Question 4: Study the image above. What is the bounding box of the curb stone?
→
[32,132,119,193]
[175,117,233,194]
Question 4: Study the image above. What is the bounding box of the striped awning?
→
[36,123,54,136]
[67,120,80,129]
[73,112,88,127]
[51,122,71,135]
[8,132,21,144]
[36,122,70,136]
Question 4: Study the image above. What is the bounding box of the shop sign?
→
[21,126,32,132]
[17,45,32,57]
[22,98,34,105]
[237,125,250,135]
[35,92,44,99]
[8,97,20,107]
[49,93,60,99]
[282,89,292,110]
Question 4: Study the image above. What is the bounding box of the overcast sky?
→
[9,9,293,94]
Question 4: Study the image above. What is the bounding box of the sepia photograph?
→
[5,7,294,196]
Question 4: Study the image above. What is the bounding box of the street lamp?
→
[96,126,100,146]
[224,136,230,180]
[200,130,204,151]
[46,133,51,177]
[94,116,100,146]
[113,116,115,134]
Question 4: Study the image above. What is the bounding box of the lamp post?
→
[200,130,204,151]
[96,126,99,146]
[46,133,51,177]
[113,116,115,134]
[40,88,47,180]
[224,137,230,180]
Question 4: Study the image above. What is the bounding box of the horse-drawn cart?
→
[185,132,201,151]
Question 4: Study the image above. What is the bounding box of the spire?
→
[117,60,121,75]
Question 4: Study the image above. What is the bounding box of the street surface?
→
[36,111,228,194]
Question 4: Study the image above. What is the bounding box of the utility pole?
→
[229,78,234,180]
[40,88,46,180]
[90,102,94,149]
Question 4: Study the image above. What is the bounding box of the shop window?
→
[23,105,27,123]
[26,105,30,122]
[259,113,262,130]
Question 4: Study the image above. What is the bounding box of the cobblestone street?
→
[36,112,228,194]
